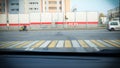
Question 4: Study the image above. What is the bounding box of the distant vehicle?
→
[107,20,120,31]
[19,26,28,31]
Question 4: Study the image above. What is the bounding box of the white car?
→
[107,20,120,31]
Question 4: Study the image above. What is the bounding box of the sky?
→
[71,0,119,15]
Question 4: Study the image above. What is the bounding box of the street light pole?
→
[5,0,9,30]
[86,11,88,29]
[73,8,77,29]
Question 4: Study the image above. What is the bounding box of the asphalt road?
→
[0,29,120,41]
[0,29,120,52]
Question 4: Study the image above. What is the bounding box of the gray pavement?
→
[0,29,120,41]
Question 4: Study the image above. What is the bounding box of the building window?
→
[36,2,38,4]
[16,9,19,11]
[59,7,62,10]
[0,3,1,6]
[11,3,15,5]
[16,3,19,5]
[59,1,62,4]
[11,9,15,11]
[49,7,57,9]
[3,3,5,6]
[49,1,57,4]
[29,2,38,4]
[29,2,32,4]
[29,8,33,10]
[11,3,19,5]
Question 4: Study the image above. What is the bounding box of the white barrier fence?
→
[0,12,98,30]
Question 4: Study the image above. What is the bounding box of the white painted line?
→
[23,41,38,48]
[85,40,99,51]
[25,48,34,51]
[25,48,30,50]
[39,41,51,48]
[111,40,120,44]
[72,40,80,47]
[0,41,17,47]
[97,40,114,47]
[29,48,34,51]
[56,40,64,48]
[85,40,98,47]
[7,41,26,48]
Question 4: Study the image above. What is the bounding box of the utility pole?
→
[5,0,9,30]
[72,8,77,29]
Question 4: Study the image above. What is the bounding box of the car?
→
[107,20,120,31]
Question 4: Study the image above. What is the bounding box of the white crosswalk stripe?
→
[56,40,64,48]
[7,41,26,48]
[72,40,80,47]
[0,40,120,49]
[85,40,98,47]
[39,41,51,48]
[97,40,114,47]
[85,40,100,51]
[111,40,120,44]
[23,41,39,48]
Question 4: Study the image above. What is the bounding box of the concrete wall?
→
[0,12,99,30]
[0,14,7,30]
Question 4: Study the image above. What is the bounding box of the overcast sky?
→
[71,0,119,15]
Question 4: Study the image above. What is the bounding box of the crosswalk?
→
[0,40,120,51]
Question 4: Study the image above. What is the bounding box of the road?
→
[0,29,120,52]
[0,29,120,41]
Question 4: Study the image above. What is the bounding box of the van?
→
[107,20,120,31]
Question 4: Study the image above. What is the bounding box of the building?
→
[107,6,120,20]
[0,0,5,14]
[0,0,70,14]
[24,0,70,13]
[42,0,70,12]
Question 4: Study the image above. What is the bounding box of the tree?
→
[99,13,105,24]
[99,13,105,18]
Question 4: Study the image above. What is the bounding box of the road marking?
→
[7,41,26,48]
[15,41,32,48]
[78,40,89,47]
[31,40,45,48]
[48,40,57,48]
[39,41,51,48]
[65,40,72,48]
[0,41,15,46]
[111,40,120,45]
[25,48,34,51]
[116,40,120,42]
[72,40,80,47]
[104,40,120,48]
[0,41,19,48]
[97,40,114,47]
[23,41,38,48]
[56,40,64,48]
[0,41,11,44]
[91,40,106,47]
[85,40,99,51]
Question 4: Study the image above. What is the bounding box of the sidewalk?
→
[0,27,106,32]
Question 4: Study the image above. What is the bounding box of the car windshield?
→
[0,0,120,53]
